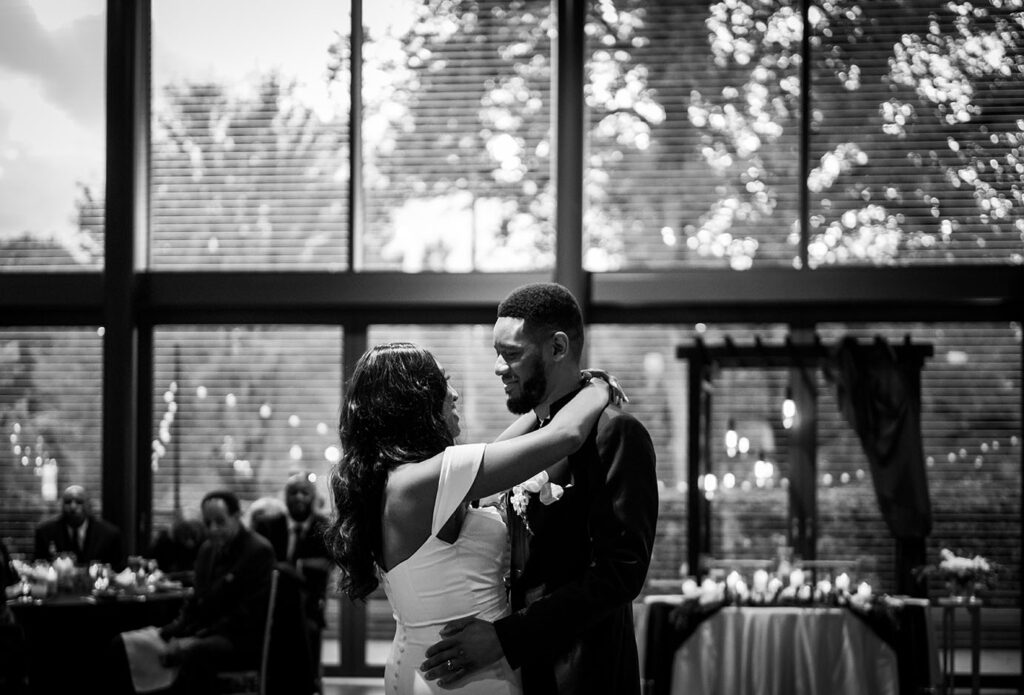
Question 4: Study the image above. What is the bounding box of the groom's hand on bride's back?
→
[421,617,503,687]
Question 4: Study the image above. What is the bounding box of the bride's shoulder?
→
[386,450,447,496]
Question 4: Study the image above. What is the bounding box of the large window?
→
[150,1,351,269]
[584,0,1024,270]
[361,3,554,272]
[668,322,1020,605]
[0,0,105,270]
[590,323,793,586]
[809,1,1024,266]
[7,1,1020,272]
[149,0,556,272]
[151,324,343,666]
[584,0,801,270]
[817,322,1021,604]
[150,325,343,526]
[0,328,103,556]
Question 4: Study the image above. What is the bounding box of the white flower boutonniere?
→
[510,469,566,534]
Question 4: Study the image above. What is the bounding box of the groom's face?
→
[493,316,549,414]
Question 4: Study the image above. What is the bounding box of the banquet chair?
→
[214,565,317,695]
[213,568,280,695]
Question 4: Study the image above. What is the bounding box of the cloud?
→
[0,148,85,236]
[0,1,104,238]
[0,0,105,127]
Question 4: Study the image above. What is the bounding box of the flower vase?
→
[946,576,977,603]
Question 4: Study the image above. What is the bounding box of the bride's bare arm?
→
[464,379,609,501]
[493,413,537,443]
[382,377,610,569]
[386,378,609,522]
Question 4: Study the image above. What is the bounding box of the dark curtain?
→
[831,336,932,596]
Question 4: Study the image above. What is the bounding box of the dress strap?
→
[431,443,486,536]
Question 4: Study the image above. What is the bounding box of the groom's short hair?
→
[497,282,584,360]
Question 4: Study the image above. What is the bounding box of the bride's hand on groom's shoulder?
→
[421,616,504,687]
[581,368,629,406]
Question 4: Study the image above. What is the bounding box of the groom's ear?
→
[550,331,570,362]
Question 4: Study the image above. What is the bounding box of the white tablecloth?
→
[669,606,899,695]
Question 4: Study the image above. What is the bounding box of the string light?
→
[703,472,718,500]
[753,450,774,487]
[10,421,59,496]
[782,387,796,429]
[724,418,738,457]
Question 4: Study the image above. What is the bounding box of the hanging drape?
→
[831,336,932,594]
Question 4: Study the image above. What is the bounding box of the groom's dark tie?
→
[507,492,529,610]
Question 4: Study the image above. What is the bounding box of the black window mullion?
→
[554,0,587,305]
[104,0,150,555]
[798,0,811,270]
[349,0,364,272]
[332,322,374,677]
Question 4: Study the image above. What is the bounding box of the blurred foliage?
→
[65,0,1024,270]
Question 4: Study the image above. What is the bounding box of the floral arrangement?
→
[918,548,998,596]
[680,569,874,609]
[510,469,566,535]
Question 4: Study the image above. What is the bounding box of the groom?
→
[423,282,659,694]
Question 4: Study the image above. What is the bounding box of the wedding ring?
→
[446,659,455,671]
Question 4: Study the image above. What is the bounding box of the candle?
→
[735,579,749,600]
[835,572,850,592]
[752,569,769,592]
[699,578,722,605]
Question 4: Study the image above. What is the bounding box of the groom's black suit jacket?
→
[494,391,659,695]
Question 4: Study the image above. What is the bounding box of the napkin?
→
[121,626,180,692]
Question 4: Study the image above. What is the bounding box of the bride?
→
[326,342,614,694]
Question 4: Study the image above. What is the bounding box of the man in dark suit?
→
[34,484,123,568]
[109,489,276,695]
[423,282,659,694]
[281,471,331,682]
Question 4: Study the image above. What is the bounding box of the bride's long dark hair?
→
[326,342,454,601]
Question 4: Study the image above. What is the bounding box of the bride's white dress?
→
[380,443,523,695]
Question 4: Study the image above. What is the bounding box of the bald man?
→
[34,485,123,569]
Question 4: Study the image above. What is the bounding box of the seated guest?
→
[34,484,123,568]
[246,495,289,561]
[0,538,17,592]
[0,538,27,695]
[150,514,207,586]
[109,489,275,695]
[281,471,331,678]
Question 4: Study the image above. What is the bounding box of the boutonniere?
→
[510,469,567,534]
